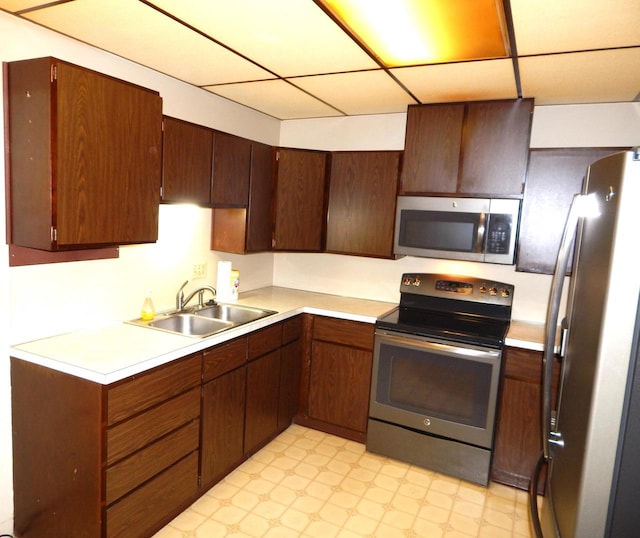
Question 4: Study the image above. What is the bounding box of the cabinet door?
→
[211,131,252,207]
[517,148,622,274]
[491,347,559,493]
[400,103,464,194]
[9,57,162,250]
[245,350,281,454]
[211,141,274,253]
[273,148,328,251]
[279,340,302,430]
[308,340,372,434]
[326,151,400,258]
[201,367,246,486]
[460,99,533,195]
[246,141,275,252]
[161,116,212,204]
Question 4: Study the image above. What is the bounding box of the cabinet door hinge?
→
[50,227,57,243]
[275,150,280,161]
[50,64,57,82]
[160,185,164,199]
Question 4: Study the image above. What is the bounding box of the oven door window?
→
[378,346,491,427]
[398,210,483,253]
[371,333,502,448]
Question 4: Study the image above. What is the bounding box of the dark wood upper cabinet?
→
[516,147,623,274]
[211,141,274,253]
[273,148,328,252]
[326,151,401,258]
[161,116,212,204]
[400,99,534,197]
[7,57,162,251]
[401,103,464,193]
[460,99,534,195]
[211,131,252,207]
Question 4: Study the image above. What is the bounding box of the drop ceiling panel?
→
[511,0,640,55]
[519,48,640,105]
[22,0,273,85]
[0,0,46,11]
[205,79,343,120]
[148,0,379,77]
[391,59,518,103]
[3,0,639,118]
[291,70,416,115]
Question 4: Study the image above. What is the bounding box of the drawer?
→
[282,315,302,344]
[248,322,282,360]
[313,316,374,350]
[106,419,199,505]
[106,451,199,538]
[107,354,201,425]
[203,336,247,382]
[107,387,200,465]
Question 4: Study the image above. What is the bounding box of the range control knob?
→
[500,288,511,298]
[402,277,412,286]
[479,285,487,294]
[413,277,421,286]
[488,287,498,296]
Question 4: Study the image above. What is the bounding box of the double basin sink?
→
[128,303,277,338]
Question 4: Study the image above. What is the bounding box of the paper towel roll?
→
[216,261,233,302]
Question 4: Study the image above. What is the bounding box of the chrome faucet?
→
[176,280,217,310]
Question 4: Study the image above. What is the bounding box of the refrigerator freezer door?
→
[541,150,640,537]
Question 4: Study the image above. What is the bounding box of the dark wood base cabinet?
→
[11,316,302,538]
[297,315,374,443]
[491,346,559,493]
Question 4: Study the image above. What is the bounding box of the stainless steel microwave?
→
[394,196,521,264]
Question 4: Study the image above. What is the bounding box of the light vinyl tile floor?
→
[154,425,535,538]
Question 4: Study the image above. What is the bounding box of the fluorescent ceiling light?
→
[319,0,510,66]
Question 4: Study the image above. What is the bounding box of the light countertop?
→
[10,286,545,384]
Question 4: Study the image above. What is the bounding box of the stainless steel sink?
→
[148,313,233,337]
[127,303,277,337]
[192,304,277,324]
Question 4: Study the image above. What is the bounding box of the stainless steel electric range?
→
[367,273,514,485]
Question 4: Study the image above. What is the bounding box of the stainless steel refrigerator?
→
[530,149,640,537]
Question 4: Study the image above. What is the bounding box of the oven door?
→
[370,329,503,449]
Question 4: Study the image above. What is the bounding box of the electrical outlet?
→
[192,262,207,279]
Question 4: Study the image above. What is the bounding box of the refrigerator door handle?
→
[559,318,569,358]
[542,193,599,460]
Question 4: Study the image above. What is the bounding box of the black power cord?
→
[529,451,545,538]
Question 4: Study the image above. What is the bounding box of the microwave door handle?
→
[477,213,487,253]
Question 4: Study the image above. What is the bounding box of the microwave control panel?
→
[485,214,512,254]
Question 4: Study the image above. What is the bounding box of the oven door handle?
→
[376,332,501,361]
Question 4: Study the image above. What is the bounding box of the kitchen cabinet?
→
[273,148,328,251]
[400,99,533,196]
[245,324,283,453]
[201,337,248,488]
[278,316,303,430]
[491,346,559,493]
[516,147,624,274]
[211,131,252,207]
[11,353,201,538]
[211,141,274,253]
[7,57,162,251]
[161,116,212,204]
[10,314,304,537]
[326,151,401,258]
[299,315,375,442]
